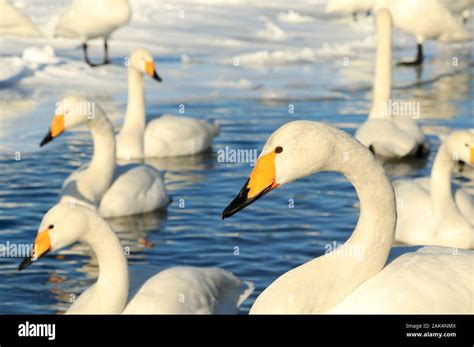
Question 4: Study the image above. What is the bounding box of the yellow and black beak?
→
[222,151,279,219]
[470,146,474,165]
[19,229,51,270]
[40,114,65,147]
[146,61,162,82]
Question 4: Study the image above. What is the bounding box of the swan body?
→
[40,96,170,218]
[0,0,43,37]
[355,9,426,159]
[394,130,474,248]
[54,0,131,65]
[222,119,473,313]
[20,204,253,314]
[116,49,219,160]
[124,266,253,314]
[375,0,471,42]
[144,114,220,158]
[374,0,471,64]
[55,0,130,41]
[329,246,473,313]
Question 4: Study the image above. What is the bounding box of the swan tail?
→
[237,281,255,307]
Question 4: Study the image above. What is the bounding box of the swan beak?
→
[222,151,279,219]
[146,61,162,82]
[40,114,65,147]
[19,229,51,270]
[470,147,474,164]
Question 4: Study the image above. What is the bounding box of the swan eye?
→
[48,224,54,229]
[465,143,469,148]
[275,146,283,154]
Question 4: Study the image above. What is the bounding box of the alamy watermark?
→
[55,100,96,119]
[324,241,364,261]
[217,146,258,166]
[0,241,33,258]
[383,99,420,119]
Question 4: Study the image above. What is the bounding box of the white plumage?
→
[330,247,473,313]
[24,204,253,314]
[116,49,219,160]
[54,0,131,64]
[355,9,426,159]
[223,120,473,314]
[394,130,474,248]
[124,266,254,314]
[375,0,471,64]
[144,114,219,158]
[0,0,43,37]
[42,96,170,218]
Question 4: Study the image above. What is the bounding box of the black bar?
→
[0,315,472,345]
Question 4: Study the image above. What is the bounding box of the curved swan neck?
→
[82,111,116,201]
[430,144,456,221]
[122,67,146,133]
[327,134,396,257]
[369,10,392,120]
[303,130,396,312]
[76,216,129,313]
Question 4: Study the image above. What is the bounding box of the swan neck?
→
[80,217,129,313]
[369,12,392,119]
[83,113,116,201]
[316,134,396,311]
[331,140,396,258]
[430,144,456,221]
[122,68,146,133]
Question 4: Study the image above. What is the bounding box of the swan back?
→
[124,267,254,314]
[55,0,131,40]
[375,0,471,43]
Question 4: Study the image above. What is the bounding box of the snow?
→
[0,0,472,152]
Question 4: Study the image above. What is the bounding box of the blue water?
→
[0,1,473,314]
[1,76,472,313]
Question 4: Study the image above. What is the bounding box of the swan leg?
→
[397,44,423,66]
[82,43,103,67]
[103,39,111,65]
[82,43,94,66]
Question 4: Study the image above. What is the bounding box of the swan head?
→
[445,130,474,166]
[39,96,104,147]
[222,121,338,218]
[129,48,162,82]
[19,203,95,270]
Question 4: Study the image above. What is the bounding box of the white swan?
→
[116,49,219,160]
[54,0,131,66]
[375,0,471,65]
[0,0,43,38]
[325,0,374,20]
[394,130,474,248]
[222,120,473,313]
[40,96,170,218]
[355,10,426,159]
[19,203,254,314]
